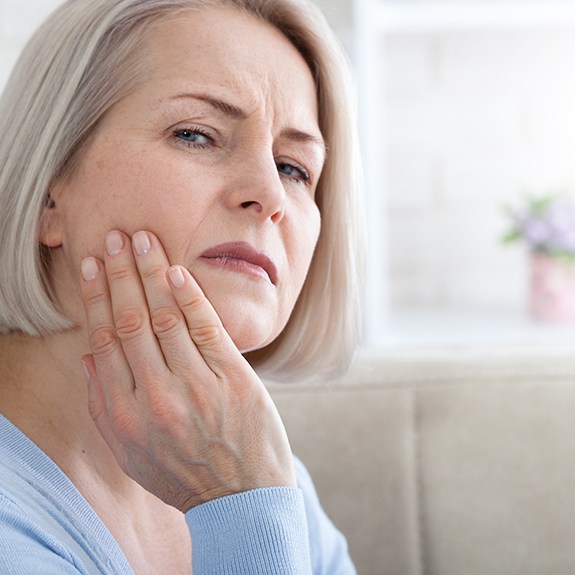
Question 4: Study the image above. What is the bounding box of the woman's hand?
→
[79,230,296,512]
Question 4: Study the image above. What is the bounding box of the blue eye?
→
[174,128,212,148]
[277,161,310,185]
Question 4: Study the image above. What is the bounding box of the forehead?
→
[136,6,320,125]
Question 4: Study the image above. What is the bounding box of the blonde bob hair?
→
[0,0,363,381]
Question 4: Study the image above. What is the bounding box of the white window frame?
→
[353,0,575,347]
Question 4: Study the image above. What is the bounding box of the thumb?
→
[82,354,125,458]
[82,354,104,423]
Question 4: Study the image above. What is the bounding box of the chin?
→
[197,278,283,352]
[213,304,282,354]
[222,316,279,354]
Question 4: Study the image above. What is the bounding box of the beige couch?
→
[268,345,575,575]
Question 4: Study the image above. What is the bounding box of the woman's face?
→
[47,6,324,353]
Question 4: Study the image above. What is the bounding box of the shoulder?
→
[0,486,88,574]
[0,415,133,574]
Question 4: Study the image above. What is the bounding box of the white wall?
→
[5,0,568,338]
[0,0,352,91]
[323,1,575,330]
[312,0,353,52]
[0,0,65,90]
[383,27,575,315]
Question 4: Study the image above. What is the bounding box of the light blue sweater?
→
[0,414,356,574]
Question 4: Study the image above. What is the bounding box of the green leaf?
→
[502,230,522,244]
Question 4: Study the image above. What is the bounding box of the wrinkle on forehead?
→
[142,6,320,133]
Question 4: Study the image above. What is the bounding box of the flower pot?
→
[529,253,575,322]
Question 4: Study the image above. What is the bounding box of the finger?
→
[80,255,134,405]
[102,230,169,383]
[131,231,206,374]
[83,354,105,425]
[167,264,248,377]
[82,354,130,468]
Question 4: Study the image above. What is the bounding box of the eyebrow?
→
[280,127,326,156]
[172,92,247,120]
[170,92,326,155]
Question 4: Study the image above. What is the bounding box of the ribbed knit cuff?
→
[186,487,312,574]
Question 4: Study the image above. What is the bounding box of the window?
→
[351,0,575,347]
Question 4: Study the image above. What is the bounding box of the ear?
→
[38,186,64,249]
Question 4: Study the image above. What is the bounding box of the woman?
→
[0,0,363,573]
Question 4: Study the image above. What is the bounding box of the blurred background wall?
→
[3,0,575,347]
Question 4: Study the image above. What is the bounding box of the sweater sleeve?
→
[186,486,312,574]
[185,457,356,574]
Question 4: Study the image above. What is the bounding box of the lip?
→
[200,242,278,285]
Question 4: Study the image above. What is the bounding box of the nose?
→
[225,150,286,225]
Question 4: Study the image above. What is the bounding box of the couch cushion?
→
[268,345,575,575]
[271,384,419,575]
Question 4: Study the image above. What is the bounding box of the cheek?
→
[292,206,321,272]
[72,149,209,237]
[283,206,321,302]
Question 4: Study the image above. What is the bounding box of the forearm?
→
[186,487,312,574]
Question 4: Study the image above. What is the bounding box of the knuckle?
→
[179,293,223,348]
[89,325,119,357]
[142,389,191,443]
[114,308,148,340]
[189,323,221,348]
[180,293,206,314]
[84,288,107,307]
[110,406,141,445]
[107,266,133,282]
[192,387,219,418]
[147,392,180,424]
[141,264,166,283]
[151,307,182,336]
[133,361,160,384]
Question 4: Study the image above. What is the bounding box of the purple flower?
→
[506,195,575,257]
[520,216,550,248]
[547,200,575,232]
[550,226,575,252]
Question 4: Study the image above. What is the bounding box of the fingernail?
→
[133,231,151,256]
[81,359,90,382]
[81,257,100,281]
[168,266,186,288]
[106,231,124,256]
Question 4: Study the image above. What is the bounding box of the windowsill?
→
[372,0,575,33]
[377,308,575,350]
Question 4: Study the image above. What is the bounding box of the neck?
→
[0,331,193,573]
[0,329,132,495]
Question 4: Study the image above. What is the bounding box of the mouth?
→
[199,242,278,285]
